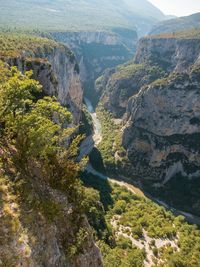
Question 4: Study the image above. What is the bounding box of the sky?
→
[148,0,200,17]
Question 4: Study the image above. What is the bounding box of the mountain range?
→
[0,0,166,35]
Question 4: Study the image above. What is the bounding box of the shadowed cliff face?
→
[122,65,200,215]
[51,30,138,105]
[123,68,200,178]
[96,34,200,215]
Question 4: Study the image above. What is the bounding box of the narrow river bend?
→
[80,97,200,226]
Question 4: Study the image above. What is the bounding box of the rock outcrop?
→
[97,62,165,117]
[0,34,103,266]
[98,34,200,116]
[51,30,137,104]
[123,66,200,180]
[0,174,103,267]
[98,33,200,215]
[134,36,200,72]
[5,41,83,124]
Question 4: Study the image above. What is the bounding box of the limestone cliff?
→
[4,40,83,124]
[97,34,200,117]
[0,174,103,267]
[97,62,165,117]
[97,33,200,215]
[0,34,103,266]
[134,36,200,72]
[51,30,137,104]
[123,66,200,178]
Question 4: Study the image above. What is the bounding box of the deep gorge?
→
[1,2,200,266]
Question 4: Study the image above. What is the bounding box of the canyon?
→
[0,2,200,266]
[0,34,103,267]
[96,30,200,216]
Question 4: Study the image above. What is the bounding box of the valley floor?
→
[78,96,200,266]
[82,97,200,227]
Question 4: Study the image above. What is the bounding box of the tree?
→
[0,62,72,167]
[0,61,83,207]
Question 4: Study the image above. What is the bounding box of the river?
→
[82,97,200,226]
[84,97,102,145]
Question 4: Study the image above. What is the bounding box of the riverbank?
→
[81,97,200,226]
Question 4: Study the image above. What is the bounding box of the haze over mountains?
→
[0,0,166,35]
[150,12,200,35]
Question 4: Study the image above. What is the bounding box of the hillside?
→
[0,0,165,35]
[150,12,200,35]
[1,2,200,266]
[0,32,83,123]
[0,32,69,58]
[0,58,102,266]
[82,173,200,267]
[95,29,200,216]
[147,28,200,39]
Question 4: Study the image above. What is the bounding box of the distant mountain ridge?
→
[0,0,165,35]
[150,12,200,35]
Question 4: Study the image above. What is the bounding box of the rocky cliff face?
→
[6,44,83,124]
[51,30,137,104]
[123,66,200,178]
[98,34,200,215]
[98,36,200,116]
[51,30,137,51]
[123,66,200,214]
[97,62,165,117]
[134,37,200,72]
[0,174,103,267]
[0,35,103,266]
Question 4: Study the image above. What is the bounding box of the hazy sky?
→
[148,0,200,17]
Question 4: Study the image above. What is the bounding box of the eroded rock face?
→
[97,63,165,117]
[0,175,103,267]
[0,41,102,266]
[120,37,200,214]
[7,45,83,124]
[51,31,137,104]
[123,68,200,182]
[51,30,138,51]
[97,35,200,214]
[134,37,200,72]
[95,37,200,118]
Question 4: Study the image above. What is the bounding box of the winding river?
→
[82,97,200,226]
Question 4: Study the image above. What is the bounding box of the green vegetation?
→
[0,32,55,57]
[82,173,200,267]
[149,28,200,39]
[96,104,128,173]
[112,62,146,80]
[150,12,200,36]
[0,0,164,32]
[0,32,74,59]
[79,104,93,136]
[111,62,166,81]
[0,60,90,262]
[153,173,200,217]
